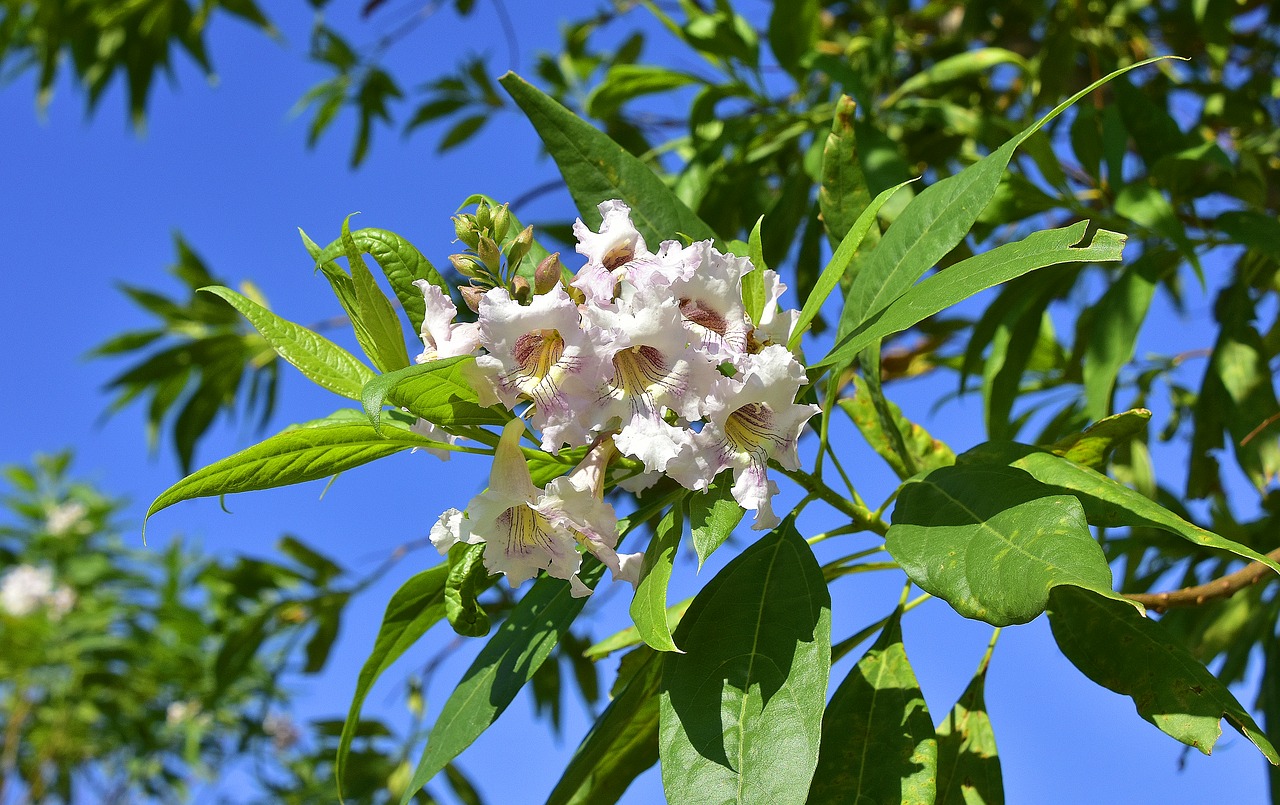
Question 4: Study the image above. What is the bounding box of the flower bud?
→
[450,253,488,280]
[475,201,492,233]
[491,203,512,242]
[534,252,564,295]
[453,215,480,250]
[460,284,486,313]
[477,235,502,273]
[506,225,534,271]
[512,275,532,305]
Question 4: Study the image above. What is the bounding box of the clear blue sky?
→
[0,3,1270,803]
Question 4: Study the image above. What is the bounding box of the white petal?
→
[429,508,470,553]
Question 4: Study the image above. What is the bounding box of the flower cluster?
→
[0,564,75,619]
[427,201,817,595]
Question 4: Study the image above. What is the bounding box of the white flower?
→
[411,417,456,462]
[45,501,88,536]
[669,345,818,529]
[752,269,799,347]
[473,286,604,451]
[413,280,480,364]
[574,200,649,272]
[167,700,201,726]
[661,240,754,361]
[262,713,300,751]
[0,565,73,618]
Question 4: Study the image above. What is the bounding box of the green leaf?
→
[399,560,606,804]
[145,421,441,530]
[1048,409,1152,470]
[1082,252,1169,420]
[689,476,744,568]
[629,504,684,653]
[585,597,693,661]
[500,72,717,247]
[1047,586,1280,764]
[958,441,1280,576]
[1114,183,1202,281]
[808,609,937,805]
[834,58,1165,351]
[883,48,1027,107]
[546,646,662,805]
[343,216,413,372]
[445,542,492,637]
[789,180,914,351]
[936,662,1003,805]
[586,64,700,119]
[315,227,450,335]
[199,286,375,399]
[816,222,1125,371]
[361,357,507,433]
[886,464,1135,626]
[767,0,819,75]
[741,216,767,326]
[818,95,874,247]
[660,519,831,804]
[304,591,350,673]
[337,564,450,799]
[840,374,955,479]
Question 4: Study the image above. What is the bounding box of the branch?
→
[1123,548,1280,612]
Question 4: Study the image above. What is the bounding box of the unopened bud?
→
[460,284,486,313]
[512,275,532,304]
[491,204,512,242]
[475,201,492,233]
[450,253,488,280]
[477,236,501,273]
[506,225,534,271]
[453,215,480,250]
[534,252,564,294]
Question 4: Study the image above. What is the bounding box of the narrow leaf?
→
[200,286,375,399]
[809,610,937,804]
[1048,586,1279,764]
[840,374,955,479]
[660,520,831,804]
[344,216,413,372]
[629,505,684,652]
[818,95,873,245]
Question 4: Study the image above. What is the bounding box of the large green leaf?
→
[398,560,606,804]
[546,646,662,805]
[809,609,936,805]
[660,520,831,804]
[361,357,507,432]
[630,504,684,653]
[816,222,1124,371]
[337,563,450,799]
[936,662,1003,805]
[145,421,441,529]
[831,58,1165,354]
[200,285,375,399]
[1047,586,1279,764]
[886,464,1134,626]
[959,441,1280,576]
[315,227,450,335]
[500,72,716,247]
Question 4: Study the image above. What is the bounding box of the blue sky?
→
[0,2,1271,803]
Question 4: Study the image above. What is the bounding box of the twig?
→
[1124,547,1280,612]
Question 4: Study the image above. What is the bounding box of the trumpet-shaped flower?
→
[574,200,649,271]
[430,420,634,596]
[663,240,754,361]
[413,280,480,363]
[668,345,818,529]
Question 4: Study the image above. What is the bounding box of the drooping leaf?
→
[817,222,1125,371]
[883,48,1027,107]
[958,441,1280,576]
[546,646,662,805]
[660,520,831,804]
[936,662,1003,805]
[809,609,936,805]
[337,563,450,798]
[688,475,744,568]
[840,374,955,479]
[145,421,444,530]
[629,504,684,653]
[361,356,507,433]
[886,464,1135,626]
[445,542,493,637]
[1047,586,1279,764]
[586,64,700,119]
[1081,252,1170,419]
[500,72,717,247]
[1049,409,1152,470]
[398,560,605,804]
[200,286,375,399]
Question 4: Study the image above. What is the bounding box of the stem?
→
[782,467,889,536]
[1123,548,1280,612]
